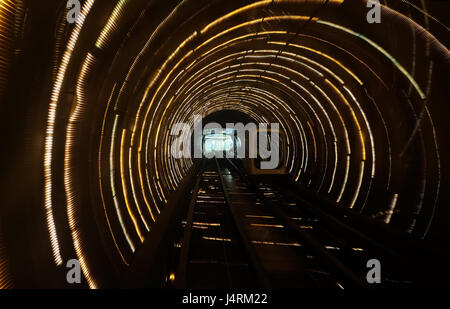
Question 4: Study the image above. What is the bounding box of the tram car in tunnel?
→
[242,126,288,175]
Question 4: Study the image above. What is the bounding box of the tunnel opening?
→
[193,110,254,160]
[203,130,238,157]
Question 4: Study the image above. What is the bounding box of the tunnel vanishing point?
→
[0,0,449,289]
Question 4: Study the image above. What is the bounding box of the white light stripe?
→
[43,0,95,266]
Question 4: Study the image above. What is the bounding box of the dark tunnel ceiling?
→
[0,0,449,288]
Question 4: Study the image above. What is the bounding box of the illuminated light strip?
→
[155,169,167,204]
[289,42,363,85]
[278,85,325,185]
[294,33,386,87]
[200,32,286,60]
[146,32,197,92]
[268,41,363,85]
[159,136,172,195]
[125,6,192,221]
[110,115,136,252]
[423,106,441,236]
[137,147,157,222]
[145,71,207,197]
[306,121,317,163]
[154,70,184,185]
[350,161,365,209]
[317,20,426,99]
[138,47,197,216]
[203,103,267,125]
[251,224,284,228]
[43,0,94,267]
[0,0,15,97]
[193,222,220,227]
[200,0,343,34]
[0,227,13,288]
[251,241,301,247]
[0,0,15,289]
[187,45,329,87]
[184,21,370,107]
[364,88,391,189]
[263,15,318,22]
[243,81,317,168]
[209,94,282,117]
[178,65,322,144]
[200,0,272,34]
[196,16,314,52]
[281,52,325,78]
[120,129,145,242]
[64,53,98,288]
[95,0,128,49]
[312,83,349,193]
[152,95,177,203]
[202,237,232,242]
[337,155,351,204]
[283,51,342,83]
[327,85,366,204]
[178,52,244,90]
[294,117,309,182]
[165,112,192,184]
[300,120,309,181]
[399,0,449,31]
[162,131,177,192]
[196,18,264,51]
[144,162,163,208]
[343,86,376,178]
[127,6,183,146]
[290,79,336,191]
[128,147,150,232]
[235,73,280,85]
[325,246,340,250]
[291,115,306,182]
[183,84,293,142]
[245,215,275,219]
[0,0,15,13]
[271,62,309,81]
[384,194,399,224]
[407,8,417,97]
[98,84,129,266]
[175,49,322,100]
[287,115,298,175]
[326,79,366,161]
[198,101,268,125]
[326,80,367,204]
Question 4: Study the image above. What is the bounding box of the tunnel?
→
[0,0,449,291]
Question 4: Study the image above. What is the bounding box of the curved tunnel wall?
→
[0,0,449,288]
